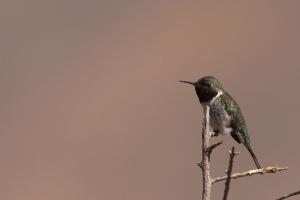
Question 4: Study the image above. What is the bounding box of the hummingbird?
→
[180,76,261,169]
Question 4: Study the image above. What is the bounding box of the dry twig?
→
[213,166,288,184]
[276,189,300,200]
[200,106,213,200]
[222,147,238,200]
[206,141,223,155]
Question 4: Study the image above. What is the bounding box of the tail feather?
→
[246,146,261,169]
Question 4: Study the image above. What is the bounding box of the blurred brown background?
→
[0,1,299,200]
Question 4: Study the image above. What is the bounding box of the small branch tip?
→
[207,141,223,154]
[196,161,204,170]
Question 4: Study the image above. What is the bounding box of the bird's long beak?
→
[179,80,195,86]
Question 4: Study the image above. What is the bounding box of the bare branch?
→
[222,147,237,200]
[275,189,300,200]
[201,106,212,200]
[213,166,288,184]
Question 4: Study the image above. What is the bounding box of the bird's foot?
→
[210,130,219,137]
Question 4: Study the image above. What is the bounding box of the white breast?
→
[208,91,232,135]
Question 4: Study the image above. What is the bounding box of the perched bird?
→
[180,76,261,169]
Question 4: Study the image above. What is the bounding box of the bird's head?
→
[179,76,223,103]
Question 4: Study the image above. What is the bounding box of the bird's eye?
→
[203,81,211,87]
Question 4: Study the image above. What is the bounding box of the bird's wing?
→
[222,91,250,145]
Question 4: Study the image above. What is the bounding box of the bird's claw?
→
[210,131,219,137]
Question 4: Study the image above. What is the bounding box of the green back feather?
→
[219,92,251,146]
